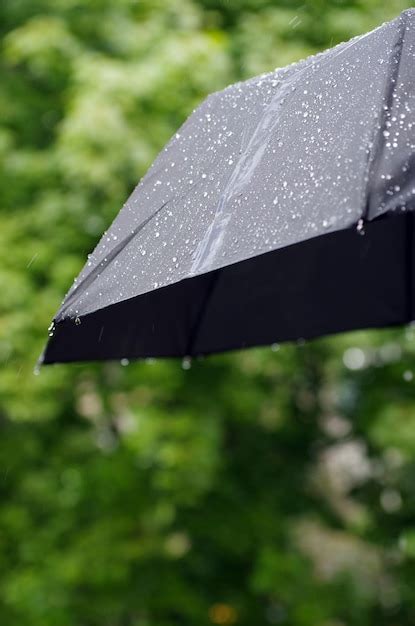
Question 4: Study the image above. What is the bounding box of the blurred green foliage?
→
[1,1,415,624]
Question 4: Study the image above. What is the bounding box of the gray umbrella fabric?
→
[42,9,415,364]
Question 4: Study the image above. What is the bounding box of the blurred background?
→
[1,1,415,624]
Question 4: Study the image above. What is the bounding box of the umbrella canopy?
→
[42,9,415,364]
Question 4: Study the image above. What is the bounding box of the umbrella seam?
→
[191,26,390,275]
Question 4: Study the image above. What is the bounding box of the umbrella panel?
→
[43,212,414,363]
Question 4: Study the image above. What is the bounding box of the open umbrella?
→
[42,9,415,365]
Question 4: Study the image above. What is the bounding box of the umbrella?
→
[41,9,415,365]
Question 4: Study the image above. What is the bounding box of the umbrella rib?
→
[56,200,170,321]
[361,10,408,222]
[185,269,221,356]
[56,178,203,321]
[406,211,414,322]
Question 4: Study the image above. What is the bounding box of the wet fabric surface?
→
[43,10,415,364]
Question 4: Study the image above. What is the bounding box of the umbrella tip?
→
[33,355,43,375]
[35,318,58,371]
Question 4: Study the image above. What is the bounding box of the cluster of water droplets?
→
[39,10,415,362]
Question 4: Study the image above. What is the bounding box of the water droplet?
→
[120,358,129,366]
[75,316,81,325]
[356,218,365,236]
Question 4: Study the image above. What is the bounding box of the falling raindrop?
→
[182,356,192,370]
